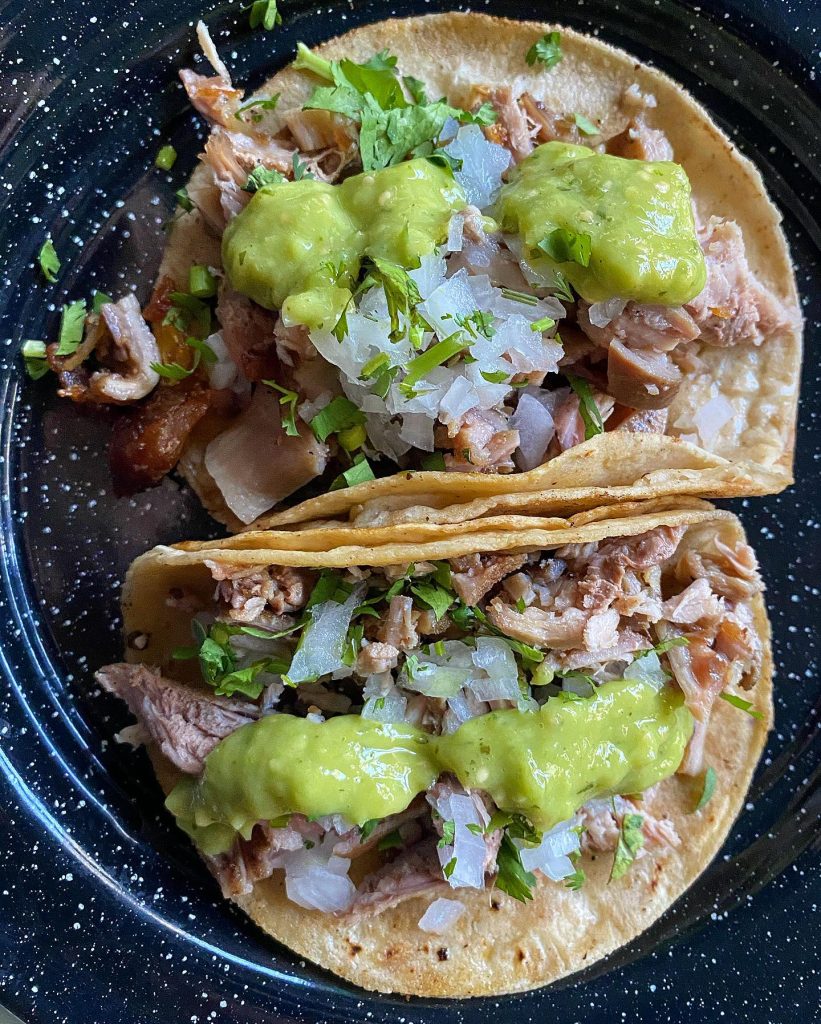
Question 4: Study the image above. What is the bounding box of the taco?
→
[98,502,771,995]
[32,13,801,531]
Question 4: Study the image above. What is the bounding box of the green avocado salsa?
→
[497,141,706,305]
[167,677,693,856]
[222,158,465,329]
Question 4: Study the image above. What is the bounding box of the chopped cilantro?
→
[525,31,563,70]
[174,619,289,698]
[21,340,50,380]
[500,287,538,306]
[458,101,497,126]
[292,153,315,180]
[243,166,287,193]
[480,370,510,384]
[360,819,378,841]
[538,227,592,268]
[369,257,422,342]
[151,336,216,381]
[443,856,457,880]
[551,272,575,303]
[400,332,471,397]
[330,454,376,490]
[409,580,454,622]
[421,452,446,471]
[359,352,392,381]
[163,292,212,338]
[437,820,456,848]
[248,0,282,31]
[719,692,764,720]
[38,238,60,283]
[91,291,112,314]
[694,765,717,812]
[530,316,556,333]
[175,186,194,212]
[235,94,280,123]
[573,112,600,136]
[567,374,604,440]
[293,41,335,82]
[377,829,403,851]
[55,300,87,356]
[261,379,300,437]
[309,396,365,442]
[637,635,690,658]
[610,809,644,881]
[402,75,428,104]
[564,868,586,891]
[495,833,536,902]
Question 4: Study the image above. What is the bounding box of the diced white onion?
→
[439,376,479,430]
[511,393,555,471]
[428,789,489,889]
[418,898,466,934]
[445,124,511,210]
[468,636,521,702]
[281,836,356,912]
[408,252,447,300]
[623,651,666,690]
[446,214,465,253]
[203,331,239,390]
[285,586,363,684]
[361,672,408,722]
[693,394,734,446]
[516,817,581,881]
[587,297,628,328]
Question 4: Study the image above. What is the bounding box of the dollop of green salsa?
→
[167,678,693,856]
[497,142,706,305]
[222,159,466,329]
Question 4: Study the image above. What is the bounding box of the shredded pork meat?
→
[96,663,260,774]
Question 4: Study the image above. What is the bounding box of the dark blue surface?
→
[0,1,818,1022]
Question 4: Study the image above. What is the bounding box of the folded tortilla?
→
[117,501,771,996]
[159,12,801,532]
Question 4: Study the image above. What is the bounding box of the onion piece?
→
[468,636,521,701]
[693,394,734,446]
[428,789,489,889]
[587,297,628,328]
[285,586,363,684]
[281,836,356,912]
[511,393,555,471]
[445,124,511,209]
[446,213,465,253]
[516,817,581,881]
[418,898,466,934]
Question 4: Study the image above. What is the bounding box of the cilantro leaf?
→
[409,580,454,622]
[38,238,60,283]
[402,75,428,104]
[437,820,456,848]
[55,300,87,356]
[163,292,211,338]
[443,856,457,880]
[330,454,376,490]
[175,186,194,212]
[377,829,403,851]
[551,272,575,303]
[369,257,422,342]
[573,112,600,136]
[610,810,644,881]
[338,55,407,110]
[292,153,315,180]
[421,452,446,471]
[235,94,280,123]
[92,291,112,314]
[360,819,379,841]
[359,96,456,172]
[21,340,50,380]
[309,396,365,442]
[457,101,497,126]
[538,227,592,268]
[564,868,586,891]
[719,692,764,720]
[694,765,717,812]
[495,833,536,902]
[304,84,364,119]
[567,374,604,440]
[262,379,300,437]
[249,0,282,31]
[243,166,287,193]
[525,31,563,69]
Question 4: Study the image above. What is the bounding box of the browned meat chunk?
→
[686,217,796,347]
[109,379,214,496]
[441,409,519,473]
[207,563,316,622]
[450,553,527,606]
[208,815,323,897]
[378,596,419,651]
[346,841,446,916]
[606,339,682,409]
[96,663,260,774]
[216,286,280,382]
[605,117,674,161]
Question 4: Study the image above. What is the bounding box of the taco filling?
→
[31,21,797,526]
[99,520,764,927]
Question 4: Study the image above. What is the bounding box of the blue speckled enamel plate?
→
[0,1,818,1021]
